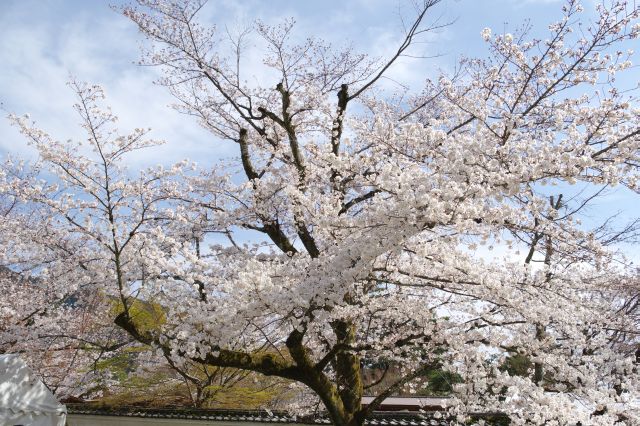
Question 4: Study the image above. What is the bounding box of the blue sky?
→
[0,0,637,262]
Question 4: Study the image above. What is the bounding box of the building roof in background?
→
[66,405,458,425]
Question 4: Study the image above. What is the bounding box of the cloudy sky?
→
[0,0,576,163]
[0,0,638,260]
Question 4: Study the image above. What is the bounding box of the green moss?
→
[110,298,166,334]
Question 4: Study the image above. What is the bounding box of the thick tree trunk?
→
[333,320,363,415]
[320,319,364,426]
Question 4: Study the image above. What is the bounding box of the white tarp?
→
[0,354,66,426]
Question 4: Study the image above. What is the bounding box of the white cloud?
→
[0,0,234,168]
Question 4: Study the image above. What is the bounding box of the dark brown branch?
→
[363,363,390,390]
[238,128,259,180]
[295,218,320,258]
[262,221,298,254]
[339,190,381,215]
[331,84,349,156]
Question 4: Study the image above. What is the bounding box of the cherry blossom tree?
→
[605,271,640,361]
[3,0,640,424]
[0,176,130,399]
[0,148,269,407]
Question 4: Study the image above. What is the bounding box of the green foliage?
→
[95,377,193,407]
[93,348,140,382]
[91,344,289,409]
[91,301,289,409]
[90,344,174,405]
[201,384,285,409]
[499,354,533,377]
[421,368,463,395]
